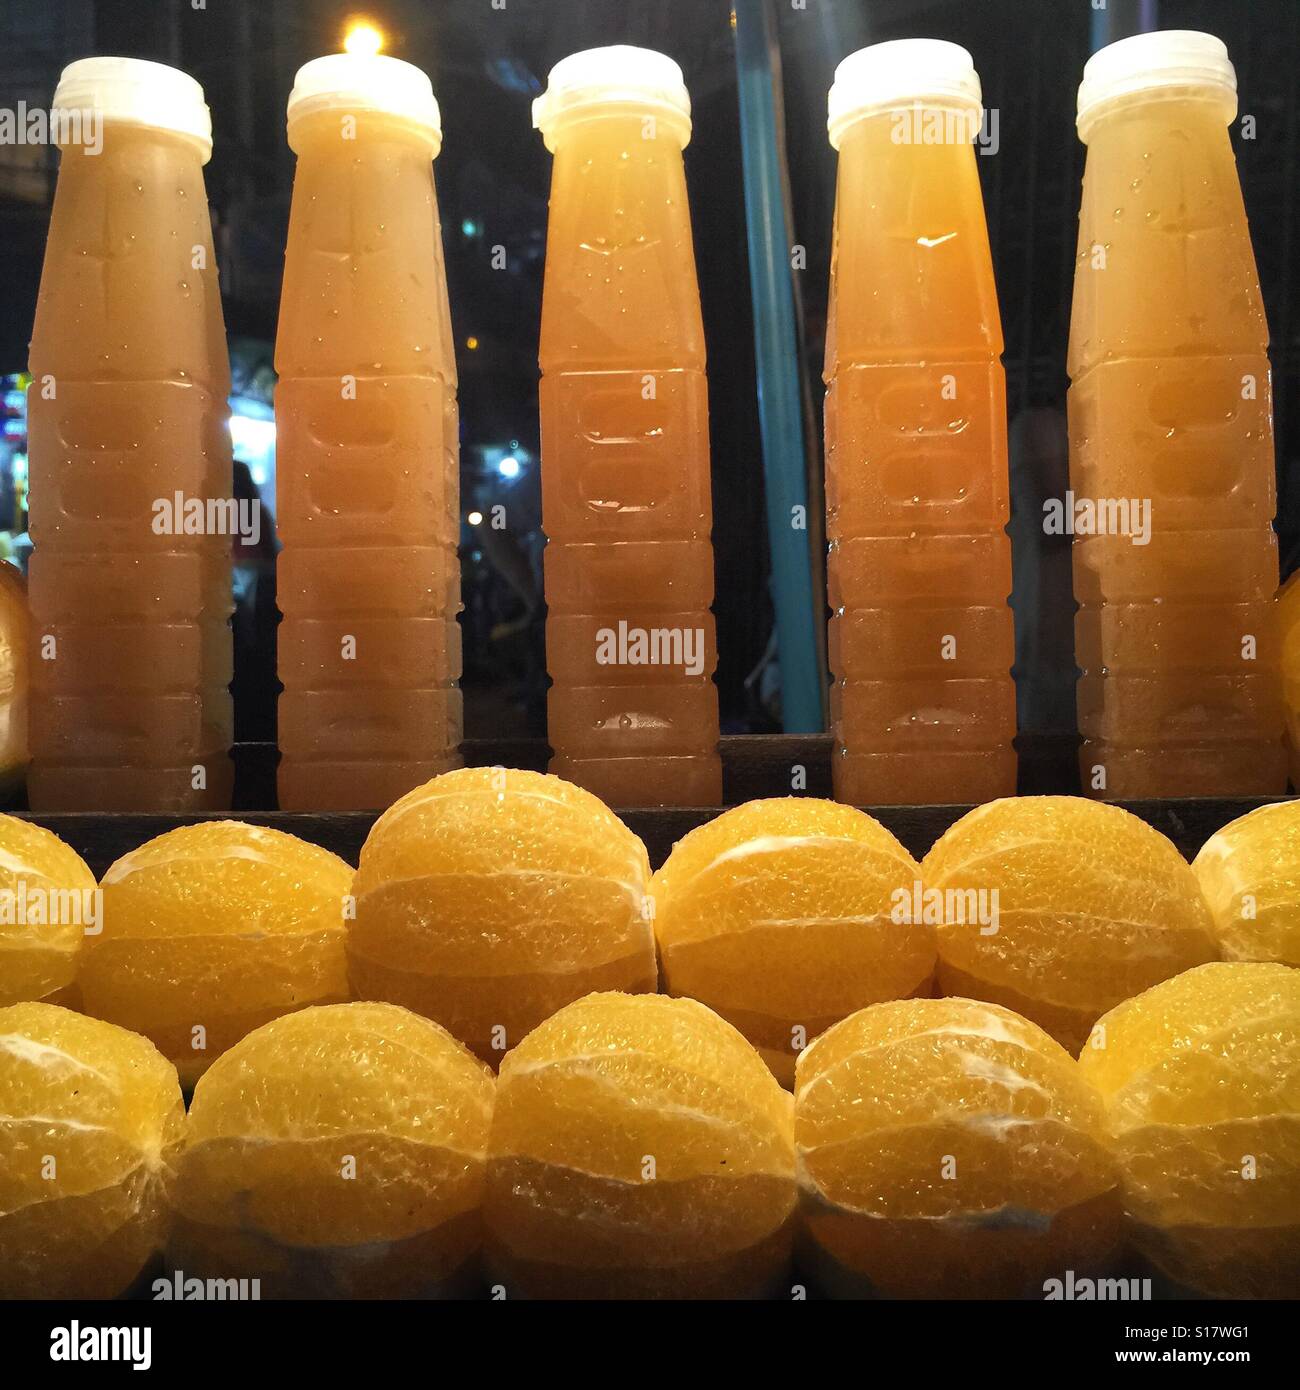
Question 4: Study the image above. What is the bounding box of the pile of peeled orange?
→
[1,772,1297,1300]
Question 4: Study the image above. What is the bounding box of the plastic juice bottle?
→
[824,41,1016,806]
[1069,32,1285,798]
[0,561,28,800]
[1278,571,1300,789]
[533,46,722,808]
[27,58,232,811]
[276,54,461,811]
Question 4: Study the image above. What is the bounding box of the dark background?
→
[1,0,1295,743]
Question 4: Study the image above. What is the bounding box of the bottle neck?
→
[1078,82,1235,143]
[58,116,205,162]
[835,99,983,153]
[288,106,441,158]
[543,103,690,153]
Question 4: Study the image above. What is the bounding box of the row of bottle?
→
[27,30,1282,812]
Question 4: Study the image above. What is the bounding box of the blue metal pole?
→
[731,0,825,734]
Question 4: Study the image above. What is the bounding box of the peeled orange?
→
[1080,961,1300,1297]
[170,1001,494,1297]
[0,1002,184,1298]
[796,997,1121,1298]
[0,813,96,1007]
[922,796,1218,1052]
[484,991,797,1298]
[652,797,931,1083]
[80,821,352,1084]
[1193,802,1300,966]
[349,767,655,1061]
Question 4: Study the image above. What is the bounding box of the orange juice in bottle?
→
[276,54,461,810]
[533,46,721,808]
[1279,570,1300,789]
[0,561,28,799]
[27,58,232,811]
[1069,32,1284,797]
[824,41,1015,806]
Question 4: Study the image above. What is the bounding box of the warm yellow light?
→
[465,336,480,351]
[343,19,384,57]
[467,510,484,526]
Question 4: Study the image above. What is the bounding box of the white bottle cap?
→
[1077,31,1237,136]
[828,39,982,149]
[287,53,442,153]
[532,45,692,151]
[52,56,213,161]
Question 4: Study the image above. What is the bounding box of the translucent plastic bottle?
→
[27,58,232,811]
[824,41,1016,806]
[1279,571,1300,789]
[1069,31,1285,798]
[533,47,722,808]
[276,54,461,811]
[0,561,28,800]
